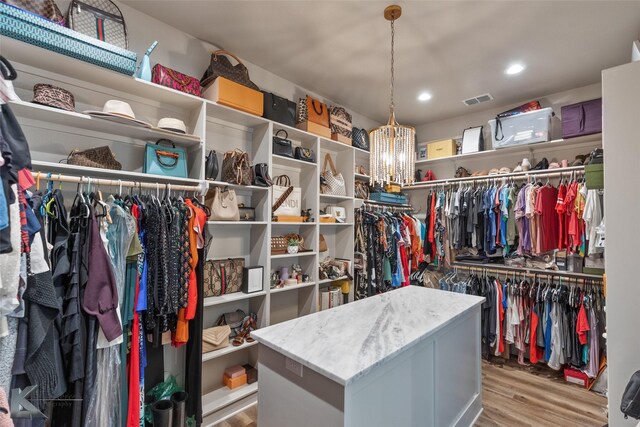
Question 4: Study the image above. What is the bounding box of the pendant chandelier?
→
[369,5,416,187]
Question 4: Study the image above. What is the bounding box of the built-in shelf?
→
[202,382,258,417]
[271,221,316,226]
[11,100,202,147]
[204,291,266,307]
[272,154,318,169]
[320,194,353,201]
[207,221,268,226]
[271,251,317,259]
[452,262,604,280]
[31,160,204,187]
[354,173,370,180]
[319,276,351,285]
[270,281,316,294]
[415,134,602,167]
[202,340,258,363]
[319,136,353,152]
[404,165,585,190]
[320,222,353,226]
[273,123,323,145]
[353,146,370,156]
[207,180,269,192]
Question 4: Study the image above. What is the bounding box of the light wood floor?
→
[216,360,608,427]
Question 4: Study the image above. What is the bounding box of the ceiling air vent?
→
[463,93,494,106]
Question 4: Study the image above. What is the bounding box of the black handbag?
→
[294,147,315,163]
[272,130,294,158]
[352,127,369,151]
[205,150,219,181]
[622,371,640,419]
[253,163,273,187]
[262,91,296,127]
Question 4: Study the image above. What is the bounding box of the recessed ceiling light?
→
[418,92,432,102]
[505,63,525,75]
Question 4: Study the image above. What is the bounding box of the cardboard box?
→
[203,77,264,116]
[224,373,247,389]
[331,133,352,146]
[427,139,457,159]
[297,121,331,139]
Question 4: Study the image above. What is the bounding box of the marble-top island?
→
[252,286,485,427]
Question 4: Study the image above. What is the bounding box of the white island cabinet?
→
[252,286,485,427]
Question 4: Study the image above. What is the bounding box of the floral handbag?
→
[152,64,202,97]
[203,258,245,297]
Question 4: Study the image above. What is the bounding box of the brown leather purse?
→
[67,146,121,170]
[201,50,260,91]
[221,149,252,185]
[306,96,329,127]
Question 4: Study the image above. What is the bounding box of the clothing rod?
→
[30,171,207,194]
[452,262,603,281]
[361,200,414,211]
[404,165,585,190]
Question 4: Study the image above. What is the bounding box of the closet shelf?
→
[271,252,317,259]
[320,222,353,226]
[354,173,370,180]
[271,221,316,226]
[207,221,268,226]
[320,194,353,201]
[452,262,604,280]
[206,180,269,192]
[403,165,585,190]
[202,382,258,417]
[415,134,602,167]
[10,100,202,147]
[31,160,205,187]
[202,340,258,363]
[203,291,266,307]
[205,102,270,128]
[353,146,370,156]
[8,41,203,110]
[270,281,316,294]
[319,276,351,285]
[320,136,353,152]
[272,154,318,169]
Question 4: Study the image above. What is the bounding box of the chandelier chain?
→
[390,18,395,115]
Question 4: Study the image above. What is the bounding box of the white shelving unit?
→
[6,35,367,425]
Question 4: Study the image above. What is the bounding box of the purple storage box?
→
[561,98,602,139]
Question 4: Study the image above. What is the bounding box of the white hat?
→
[84,100,152,128]
[157,117,187,134]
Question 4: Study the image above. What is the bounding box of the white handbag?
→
[326,206,346,222]
[208,187,240,221]
[272,175,301,217]
[320,154,346,196]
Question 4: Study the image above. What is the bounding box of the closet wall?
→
[54,0,379,132]
[602,59,639,427]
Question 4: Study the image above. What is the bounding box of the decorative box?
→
[272,215,305,223]
[297,121,331,139]
[243,364,258,384]
[564,368,590,388]
[223,373,247,390]
[242,266,264,294]
[555,250,568,271]
[561,98,602,139]
[203,77,264,116]
[567,254,583,273]
[585,164,604,190]
[224,365,246,378]
[427,139,457,159]
[0,3,137,75]
[489,108,554,149]
[369,192,407,205]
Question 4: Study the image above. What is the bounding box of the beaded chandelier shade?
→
[369,5,415,187]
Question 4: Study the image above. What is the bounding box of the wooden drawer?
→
[427,139,457,159]
[203,77,264,116]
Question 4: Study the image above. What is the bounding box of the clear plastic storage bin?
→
[489,107,554,149]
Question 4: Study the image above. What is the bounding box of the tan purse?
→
[319,234,328,252]
[203,258,245,297]
[320,154,346,196]
[207,187,240,221]
[202,325,231,353]
[67,146,122,170]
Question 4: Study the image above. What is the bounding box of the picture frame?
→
[242,266,264,293]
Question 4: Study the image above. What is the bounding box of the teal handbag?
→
[144,139,187,178]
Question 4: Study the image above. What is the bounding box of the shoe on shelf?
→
[548,162,560,169]
[513,164,523,173]
[499,167,511,174]
[532,157,549,170]
[488,168,500,175]
[521,158,531,171]
[561,159,569,168]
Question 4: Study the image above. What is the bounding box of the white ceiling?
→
[124,1,640,126]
